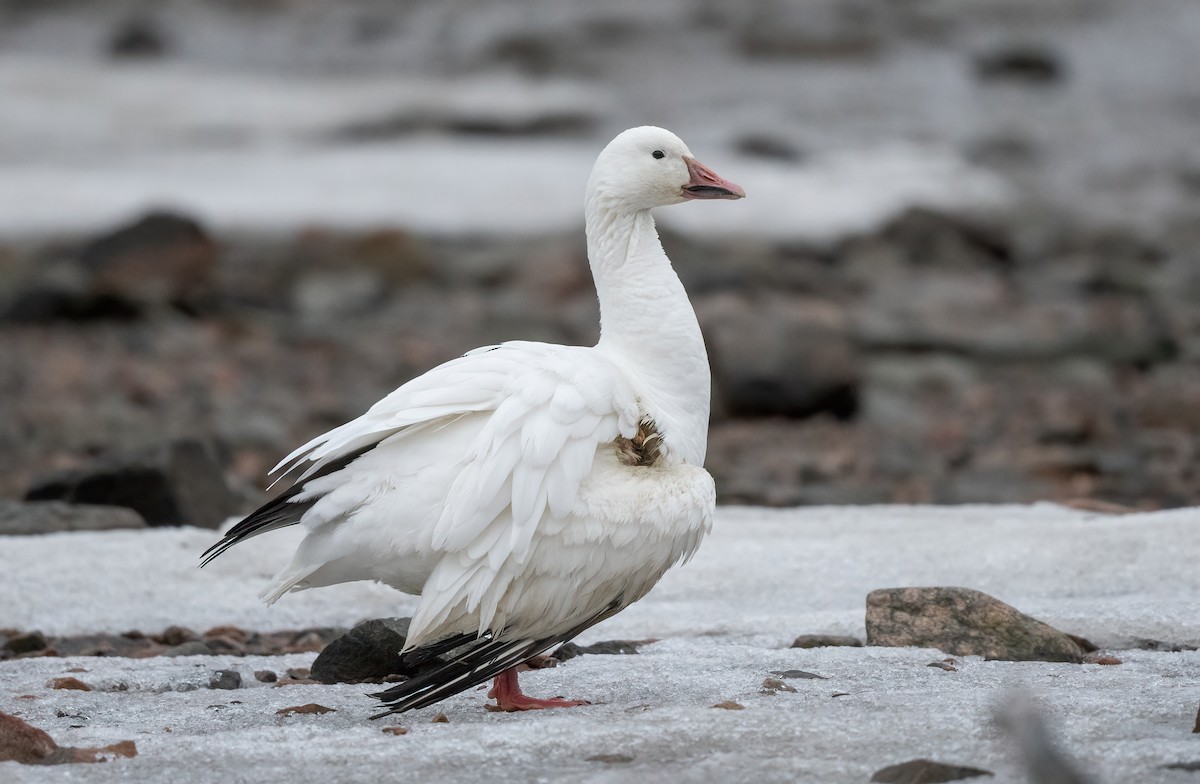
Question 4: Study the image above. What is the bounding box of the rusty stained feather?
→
[615,417,664,467]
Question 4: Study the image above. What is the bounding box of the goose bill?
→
[681,157,745,200]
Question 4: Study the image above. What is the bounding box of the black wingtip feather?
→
[199,444,376,567]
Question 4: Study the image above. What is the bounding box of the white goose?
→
[203,126,744,714]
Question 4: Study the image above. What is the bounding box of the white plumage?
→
[203,126,745,713]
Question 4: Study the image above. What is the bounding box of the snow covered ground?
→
[0,54,1010,242]
[2,504,1198,782]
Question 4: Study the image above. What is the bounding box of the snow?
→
[2,504,1198,783]
[0,55,1010,242]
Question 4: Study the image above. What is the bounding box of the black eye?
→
[652,150,665,160]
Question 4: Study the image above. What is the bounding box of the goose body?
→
[203,126,745,713]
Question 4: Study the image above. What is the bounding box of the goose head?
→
[588,126,745,212]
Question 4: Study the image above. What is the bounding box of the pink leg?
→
[486,667,589,712]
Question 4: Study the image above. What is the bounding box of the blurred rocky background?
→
[1,0,1198,515]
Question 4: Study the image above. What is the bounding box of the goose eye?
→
[652,150,665,160]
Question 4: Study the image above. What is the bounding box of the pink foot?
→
[486,668,589,712]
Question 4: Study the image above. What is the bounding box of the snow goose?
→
[202,126,744,714]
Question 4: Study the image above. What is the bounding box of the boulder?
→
[865,587,1083,662]
[310,618,450,684]
[0,500,145,536]
[25,439,238,528]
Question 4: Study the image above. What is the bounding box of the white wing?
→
[263,340,644,644]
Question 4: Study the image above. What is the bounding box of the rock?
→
[711,701,745,710]
[208,670,242,690]
[381,726,408,736]
[1163,762,1200,772]
[790,634,863,649]
[78,211,216,308]
[275,704,335,716]
[586,754,634,764]
[254,670,277,684]
[161,641,212,657]
[108,16,168,59]
[974,45,1064,85]
[870,758,993,783]
[25,439,239,528]
[551,639,655,662]
[699,293,858,419]
[1193,702,1199,734]
[927,661,958,672]
[762,678,797,693]
[155,626,198,647]
[0,709,137,765]
[49,677,92,692]
[866,587,1084,663]
[310,618,446,684]
[770,670,828,680]
[0,501,145,536]
[431,712,449,723]
[3,631,49,656]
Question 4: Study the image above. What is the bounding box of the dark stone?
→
[735,134,804,162]
[975,45,1064,85]
[790,634,863,649]
[1193,702,1199,734]
[161,641,211,657]
[865,587,1084,663]
[586,754,634,764]
[871,759,993,783]
[3,632,48,656]
[78,211,215,307]
[0,501,145,536]
[208,670,241,690]
[1,287,143,323]
[108,17,168,59]
[551,639,653,662]
[310,618,448,684]
[1163,762,1200,771]
[25,440,238,528]
[254,670,277,683]
[51,634,157,658]
[769,670,827,680]
[155,626,198,647]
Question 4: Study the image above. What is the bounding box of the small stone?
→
[49,677,92,692]
[0,501,145,536]
[161,641,211,657]
[871,758,993,783]
[1083,654,1121,665]
[552,639,655,661]
[1192,702,1199,734]
[4,631,48,655]
[155,626,198,647]
[927,661,958,672]
[523,655,558,669]
[762,678,797,693]
[382,726,409,736]
[586,753,634,763]
[431,712,450,723]
[712,701,745,710]
[1163,762,1200,772]
[286,667,310,680]
[275,704,336,716]
[208,670,241,690]
[254,670,278,683]
[770,670,827,680]
[865,587,1084,663]
[790,634,863,649]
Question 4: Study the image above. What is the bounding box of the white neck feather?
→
[584,189,711,466]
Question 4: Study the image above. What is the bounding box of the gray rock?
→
[0,501,145,536]
[310,618,447,684]
[3,631,49,656]
[769,670,827,680]
[254,670,277,684]
[208,670,242,690]
[161,641,212,657]
[866,587,1084,663]
[790,634,863,649]
[25,439,238,529]
[552,639,653,662]
[79,211,216,307]
[871,758,993,783]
